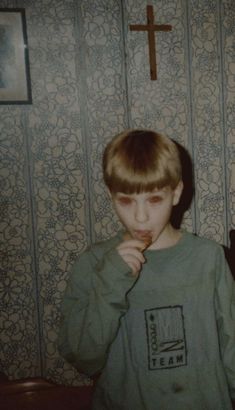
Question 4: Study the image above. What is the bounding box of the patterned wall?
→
[0,0,234,385]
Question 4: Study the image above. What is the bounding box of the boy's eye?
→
[117,197,132,205]
[148,196,162,203]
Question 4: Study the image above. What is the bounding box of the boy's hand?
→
[116,239,147,276]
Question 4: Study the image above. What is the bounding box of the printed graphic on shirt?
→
[145,305,187,370]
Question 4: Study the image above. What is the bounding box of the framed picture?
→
[0,8,32,104]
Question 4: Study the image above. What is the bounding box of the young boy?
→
[58,129,235,409]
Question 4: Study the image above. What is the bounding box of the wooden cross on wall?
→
[129,5,172,80]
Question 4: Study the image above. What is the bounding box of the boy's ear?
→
[173,180,184,206]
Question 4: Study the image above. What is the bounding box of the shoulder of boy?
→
[87,232,122,258]
[189,231,223,252]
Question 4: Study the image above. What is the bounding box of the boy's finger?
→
[120,254,144,276]
[119,239,147,250]
[118,247,146,263]
[123,232,152,251]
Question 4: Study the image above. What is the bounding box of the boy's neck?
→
[148,225,182,251]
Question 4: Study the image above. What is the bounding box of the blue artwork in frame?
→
[0,8,32,104]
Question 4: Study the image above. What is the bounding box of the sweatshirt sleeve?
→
[58,244,137,376]
[215,246,235,400]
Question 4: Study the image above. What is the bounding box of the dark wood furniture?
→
[0,377,94,410]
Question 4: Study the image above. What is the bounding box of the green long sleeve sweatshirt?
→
[58,231,235,409]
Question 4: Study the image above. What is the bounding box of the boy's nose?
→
[134,205,149,223]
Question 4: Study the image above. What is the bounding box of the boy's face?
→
[111,183,183,248]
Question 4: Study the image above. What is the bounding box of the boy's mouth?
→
[133,230,152,239]
[133,230,152,247]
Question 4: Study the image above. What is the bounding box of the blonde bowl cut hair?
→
[103,129,182,194]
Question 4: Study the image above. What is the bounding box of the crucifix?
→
[129,5,172,80]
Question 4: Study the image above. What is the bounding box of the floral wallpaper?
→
[0,0,234,386]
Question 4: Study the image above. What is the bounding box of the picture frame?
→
[0,8,32,104]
